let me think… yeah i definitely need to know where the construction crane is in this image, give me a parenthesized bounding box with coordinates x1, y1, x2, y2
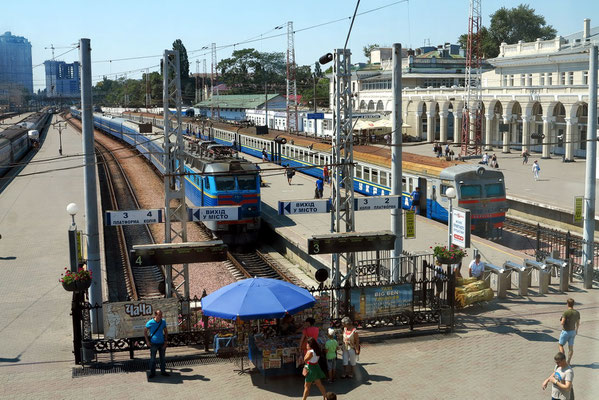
(44, 44, 71, 60)
(461, 0, 483, 156)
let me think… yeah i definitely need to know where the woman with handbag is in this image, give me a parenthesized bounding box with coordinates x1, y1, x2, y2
(301, 337, 327, 400)
(341, 316, 360, 379)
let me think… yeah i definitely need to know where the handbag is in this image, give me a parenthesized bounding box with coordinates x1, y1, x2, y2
(302, 366, 309, 377)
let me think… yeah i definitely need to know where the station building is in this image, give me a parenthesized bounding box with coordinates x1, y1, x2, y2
(195, 93, 286, 121)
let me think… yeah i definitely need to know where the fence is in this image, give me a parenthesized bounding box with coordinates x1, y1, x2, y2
(532, 224, 599, 276)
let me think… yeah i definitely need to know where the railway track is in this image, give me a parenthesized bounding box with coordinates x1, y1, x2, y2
(502, 217, 539, 238)
(94, 140, 164, 300)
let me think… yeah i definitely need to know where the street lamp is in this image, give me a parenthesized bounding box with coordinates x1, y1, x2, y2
(66, 202, 79, 272)
(445, 187, 456, 248)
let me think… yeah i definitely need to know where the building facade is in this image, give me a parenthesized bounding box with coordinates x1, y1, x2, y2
(0, 31, 33, 94)
(196, 94, 287, 121)
(402, 18, 598, 160)
(44, 60, 80, 97)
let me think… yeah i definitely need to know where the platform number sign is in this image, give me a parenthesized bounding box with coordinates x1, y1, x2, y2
(105, 209, 164, 226)
(405, 210, 416, 239)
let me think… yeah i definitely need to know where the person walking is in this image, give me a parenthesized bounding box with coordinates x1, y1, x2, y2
(445, 144, 450, 158)
(262, 147, 268, 162)
(468, 253, 484, 280)
(481, 153, 489, 165)
(323, 165, 329, 184)
(325, 328, 338, 383)
(532, 160, 541, 180)
(301, 337, 327, 400)
(542, 352, 573, 400)
(341, 316, 360, 379)
(285, 165, 295, 185)
(522, 149, 529, 164)
(315, 177, 324, 199)
(558, 298, 581, 365)
(410, 187, 421, 214)
(144, 309, 169, 378)
(491, 153, 498, 168)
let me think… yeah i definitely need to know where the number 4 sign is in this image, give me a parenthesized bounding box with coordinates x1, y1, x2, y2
(104, 209, 164, 226)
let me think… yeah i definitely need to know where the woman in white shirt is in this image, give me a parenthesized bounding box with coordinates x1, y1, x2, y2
(302, 337, 327, 400)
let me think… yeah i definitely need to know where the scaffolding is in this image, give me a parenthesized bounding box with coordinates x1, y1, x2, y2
(461, 0, 483, 156)
(162, 50, 189, 298)
(286, 21, 299, 133)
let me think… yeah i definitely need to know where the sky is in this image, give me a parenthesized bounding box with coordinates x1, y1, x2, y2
(2, 0, 598, 92)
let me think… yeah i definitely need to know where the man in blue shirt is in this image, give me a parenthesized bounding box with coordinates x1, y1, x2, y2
(316, 177, 324, 199)
(410, 187, 421, 214)
(144, 309, 169, 378)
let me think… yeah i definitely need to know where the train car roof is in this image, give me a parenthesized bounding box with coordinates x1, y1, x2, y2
(440, 165, 503, 181)
(0, 127, 26, 141)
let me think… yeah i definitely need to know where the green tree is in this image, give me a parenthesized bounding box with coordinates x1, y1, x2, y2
(363, 43, 379, 61)
(172, 39, 190, 79)
(458, 4, 556, 58)
(314, 62, 323, 78)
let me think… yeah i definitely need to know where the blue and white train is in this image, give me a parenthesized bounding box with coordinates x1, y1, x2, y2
(70, 109, 261, 245)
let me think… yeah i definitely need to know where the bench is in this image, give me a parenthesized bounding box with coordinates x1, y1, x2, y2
(482, 263, 510, 298)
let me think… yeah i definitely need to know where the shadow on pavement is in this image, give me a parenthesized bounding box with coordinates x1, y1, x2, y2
(571, 362, 599, 369)
(247, 363, 392, 397)
(146, 369, 210, 384)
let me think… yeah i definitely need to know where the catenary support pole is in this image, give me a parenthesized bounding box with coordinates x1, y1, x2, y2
(391, 43, 403, 282)
(583, 45, 597, 289)
(80, 38, 103, 333)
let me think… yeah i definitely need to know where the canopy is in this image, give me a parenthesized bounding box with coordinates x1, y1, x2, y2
(201, 277, 316, 321)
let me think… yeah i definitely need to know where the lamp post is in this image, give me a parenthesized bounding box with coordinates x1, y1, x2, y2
(56, 122, 65, 155)
(445, 188, 456, 248)
(66, 202, 79, 273)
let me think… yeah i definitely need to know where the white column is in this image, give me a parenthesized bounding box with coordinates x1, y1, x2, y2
(469, 111, 476, 142)
(454, 113, 462, 143)
(542, 116, 552, 159)
(564, 117, 577, 161)
(502, 116, 511, 153)
(426, 112, 434, 142)
(495, 114, 501, 145)
(484, 114, 493, 150)
(521, 115, 530, 153)
(415, 111, 422, 139)
(439, 111, 448, 143)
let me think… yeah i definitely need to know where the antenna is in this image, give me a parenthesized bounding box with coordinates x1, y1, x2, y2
(286, 21, 298, 133)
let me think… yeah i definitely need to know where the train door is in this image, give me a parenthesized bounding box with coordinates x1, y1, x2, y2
(417, 177, 427, 216)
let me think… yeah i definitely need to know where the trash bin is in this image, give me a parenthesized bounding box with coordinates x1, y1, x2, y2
(81, 340, 95, 364)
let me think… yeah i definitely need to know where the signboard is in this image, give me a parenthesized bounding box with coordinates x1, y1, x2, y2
(278, 199, 331, 215)
(405, 210, 415, 239)
(103, 298, 180, 339)
(350, 284, 413, 320)
(188, 206, 241, 222)
(451, 207, 471, 248)
(574, 196, 583, 223)
(130, 241, 228, 266)
(308, 230, 396, 255)
(105, 209, 163, 226)
(307, 112, 325, 119)
(354, 195, 401, 211)
(139, 123, 153, 133)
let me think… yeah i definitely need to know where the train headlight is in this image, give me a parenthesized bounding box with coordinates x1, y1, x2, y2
(476, 167, 485, 176)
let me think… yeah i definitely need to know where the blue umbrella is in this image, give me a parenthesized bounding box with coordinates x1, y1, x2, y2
(201, 278, 316, 320)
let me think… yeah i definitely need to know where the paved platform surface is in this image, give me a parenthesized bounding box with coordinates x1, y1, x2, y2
(0, 121, 597, 399)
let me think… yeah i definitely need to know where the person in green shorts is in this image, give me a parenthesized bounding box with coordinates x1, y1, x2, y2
(558, 298, 581, 365)
(325, 328, 339, 383)
(302, 337, 327, 400)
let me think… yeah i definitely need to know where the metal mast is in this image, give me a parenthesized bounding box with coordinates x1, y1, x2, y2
(195, 60, 200, 104)
(461, 0, 483, 156)
(331, 48, 356, 292)
(211, 43, 216, 119)
(286, 21, 298, 133)
(202, 59, 207, 101)
(145, 68, 151, 109)
(162, 50, 189, 298)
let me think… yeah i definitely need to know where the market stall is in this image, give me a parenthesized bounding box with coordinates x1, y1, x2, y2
(201, 278, 329, 376)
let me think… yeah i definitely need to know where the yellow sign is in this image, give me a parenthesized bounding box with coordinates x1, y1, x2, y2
(405, 210, 415, 239)
(76, 230, 84, 265)
(574, 196, 583, 223)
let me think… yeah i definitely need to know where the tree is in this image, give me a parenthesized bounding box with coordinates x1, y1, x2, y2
(363, 43, 379, 61)
(172, 39, 190, 79)
(314, 62, 323, 78)
(457, 4, 556, 58)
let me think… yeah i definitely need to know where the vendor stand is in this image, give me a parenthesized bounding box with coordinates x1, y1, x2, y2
(201, 278, 330, 377)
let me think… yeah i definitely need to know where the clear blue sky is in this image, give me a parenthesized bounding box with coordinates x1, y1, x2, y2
(2, 0, 598, 91)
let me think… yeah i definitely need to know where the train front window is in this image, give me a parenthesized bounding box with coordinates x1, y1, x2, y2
(214, 176, 236, 191)
(485, 183, 505, 197)
(237, 175, 256, 190)
(460, 184, 481, 199)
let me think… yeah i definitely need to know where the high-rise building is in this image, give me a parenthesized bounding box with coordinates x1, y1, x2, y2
(44, 60, 80, 97)
(0, 31, 33, 93)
